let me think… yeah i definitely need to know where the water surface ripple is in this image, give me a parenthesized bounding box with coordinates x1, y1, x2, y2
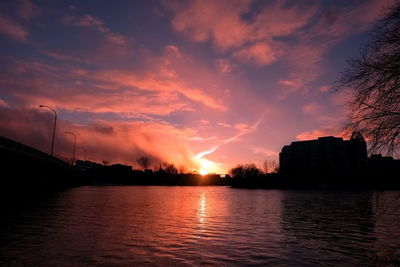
(1, 186, 399, 266)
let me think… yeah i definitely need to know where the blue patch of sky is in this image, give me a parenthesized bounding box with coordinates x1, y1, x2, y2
(326, 31, 371, 76)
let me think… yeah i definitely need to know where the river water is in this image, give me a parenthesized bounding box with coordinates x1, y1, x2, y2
(1, 186, 399, 266)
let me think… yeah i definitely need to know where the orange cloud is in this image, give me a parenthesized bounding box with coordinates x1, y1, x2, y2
(215, 58, 232, 74)
(0, 106, 201, 170)
(251, 147, 278, 157)
(302, 103, 323, 116)
(91, 70, 226, 111)
(296, 126, 345, 141)
(1, 52, 227, 115)
(165, 45, 182, 58)
(234, 42, 278, 66)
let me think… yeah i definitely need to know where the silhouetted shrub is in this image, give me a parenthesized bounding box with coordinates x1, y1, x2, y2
(229, 163, 262, 178)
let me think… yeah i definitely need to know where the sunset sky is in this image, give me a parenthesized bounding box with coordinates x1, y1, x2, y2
(0, 0, 395, 174)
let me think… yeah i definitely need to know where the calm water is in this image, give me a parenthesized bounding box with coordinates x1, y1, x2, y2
(1, 186, 400, 266)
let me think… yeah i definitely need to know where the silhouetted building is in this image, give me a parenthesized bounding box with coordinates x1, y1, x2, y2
(76, 160, 103, 171)
(110, 163, 132, 172)
(279, 132, 367, 184)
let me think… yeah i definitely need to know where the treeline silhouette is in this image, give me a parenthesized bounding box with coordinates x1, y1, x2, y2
(77, 160, 228, 186)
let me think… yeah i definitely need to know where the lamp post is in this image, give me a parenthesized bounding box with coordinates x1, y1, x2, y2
(64, 131, 76, 165)
(78, 146, 86, 161)
(39, 105, 57, 156)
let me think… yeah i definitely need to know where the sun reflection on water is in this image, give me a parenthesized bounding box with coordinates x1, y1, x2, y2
(199, 192, 206, 224)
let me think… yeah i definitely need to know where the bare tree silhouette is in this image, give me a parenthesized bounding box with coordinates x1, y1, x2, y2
(178, 165, 186, 174)
(162, 162, 178, 174)
(337, 2, 400, 156)
(136, 156, 151, 170)
(263, 159, 278, 174)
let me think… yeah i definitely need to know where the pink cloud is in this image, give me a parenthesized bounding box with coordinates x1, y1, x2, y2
(250, 1, 317, 39)
(215, 58, 232, 74)
(0, 15, 28, 41)
(63, 13, 129, 46)
(188, 136, 217, 142)
(302, 103, 323, 116)
(167, 0, 251, 49)
(165, 0, 316, 66)
(0, 65, 188, 116)
(276, 0, 396, 99)
(105, 33, 128, 45)
(0, 98, 8, 107)
(278, 80, 296, 87)
(319, 85, 330, 93)
(41, 50, 87, 63)
(1, 53, 228, 117)
(296, 126, 345, 141)
(72, 14, 103, 27)
(91, 70, 226, 111)
(251, 147, 278, 157)
(234, 42, 278, 66)
(165, 45, 182, 58)
(234, 123, 249, 131)
(217, 122, 232, 128)
(166, 0, 315, 49)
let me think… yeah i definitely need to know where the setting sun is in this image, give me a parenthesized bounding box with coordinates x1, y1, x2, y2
(196, 157, 215, 175)
(199, 169, 209, 175)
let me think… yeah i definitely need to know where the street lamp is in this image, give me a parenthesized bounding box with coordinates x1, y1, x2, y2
(39, 105, 57, 156)
(78, 146, 86, 161)
(64, 131, 76, 165)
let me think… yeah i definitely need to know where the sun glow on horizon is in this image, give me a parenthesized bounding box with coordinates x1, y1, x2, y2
(199, 169, 209, 175)
(196, 157, 216, 175)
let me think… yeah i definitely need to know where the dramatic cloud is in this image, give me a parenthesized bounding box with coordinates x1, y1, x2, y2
(0, 46, 226, 116)
(165, 0, 315, 66)
(91, 70, 226, 111)
(0, 106, 201, 170)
